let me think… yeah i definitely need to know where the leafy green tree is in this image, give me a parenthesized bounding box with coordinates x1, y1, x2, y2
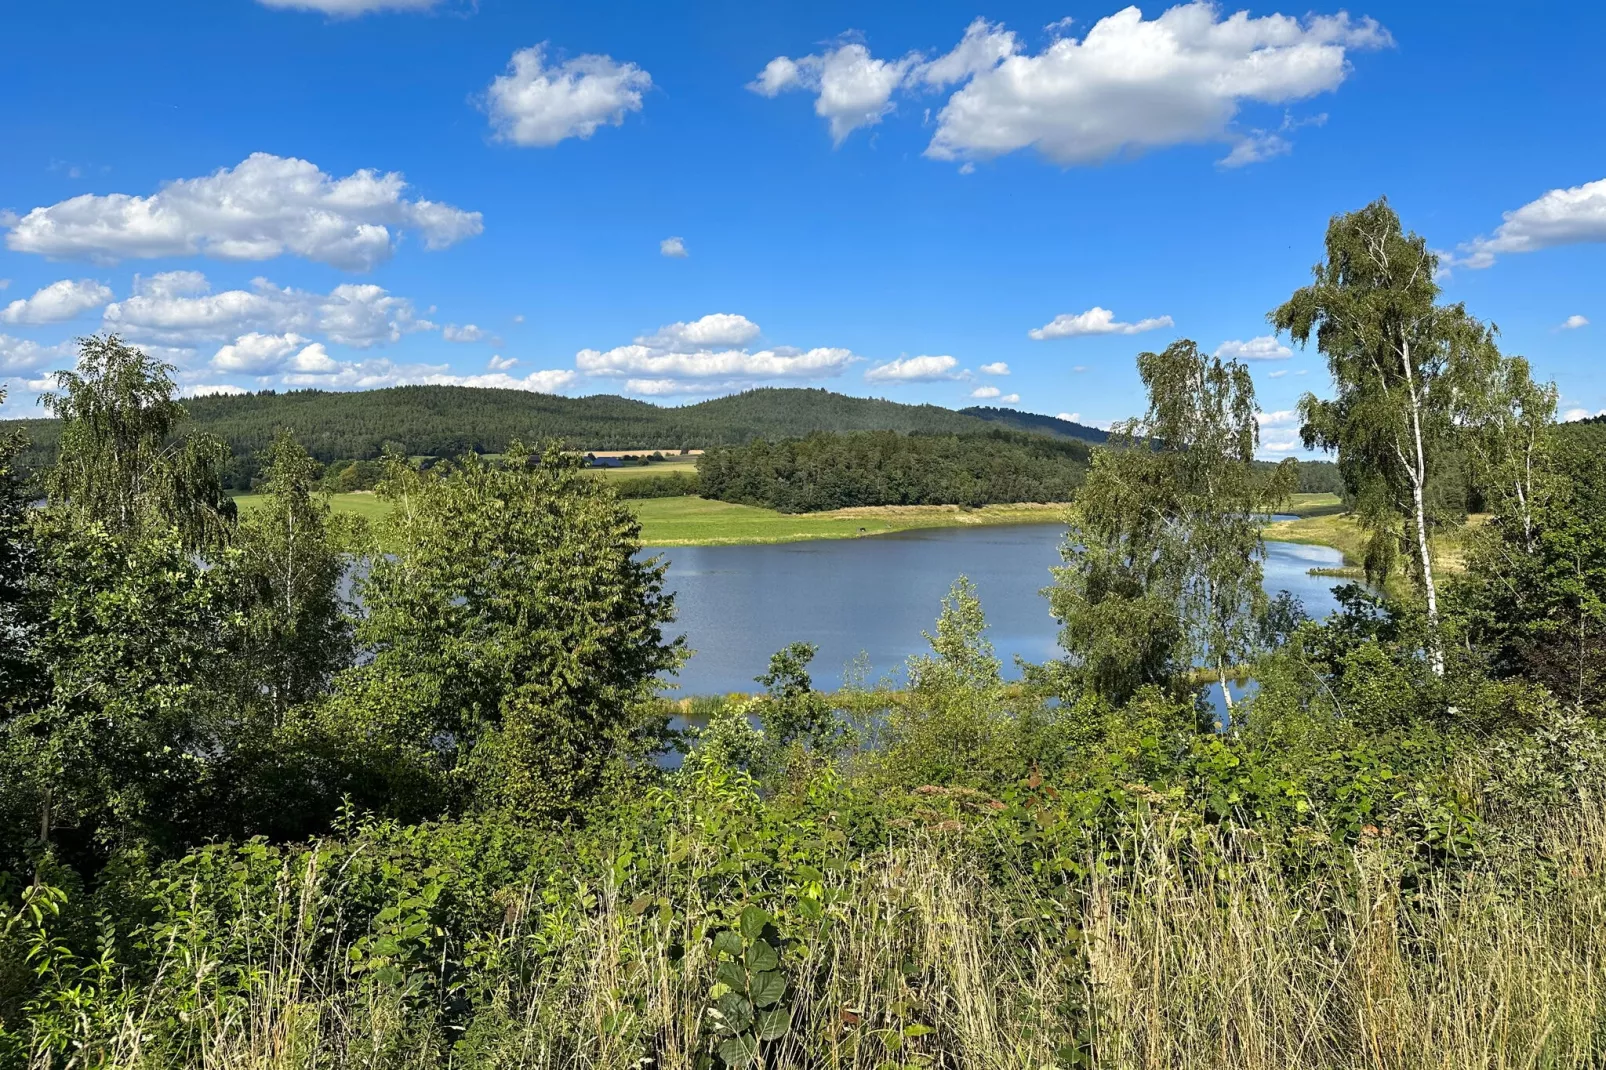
(880, 577, 1014, 785)
(1050, 341, 1292, 713)
(317, 444, 682, 819)
(231, 431, 352, 720)
(755, 643, 835, 750)
(0, 523, 237, 870)
(2, 354, 246, 872)
(0, 391, 40, 710)
(1452, 437, 1606, 709)
(1456, 353, 1557, 553)
(40, 335, 235, 548)
(1273, 199, 1491, 675)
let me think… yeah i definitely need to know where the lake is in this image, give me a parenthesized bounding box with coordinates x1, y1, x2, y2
(646, 522, 1347, 696)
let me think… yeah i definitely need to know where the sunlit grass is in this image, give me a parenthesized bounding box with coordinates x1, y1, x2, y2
(632, 497, 1067, 546)
(233, 492, 1068, 547)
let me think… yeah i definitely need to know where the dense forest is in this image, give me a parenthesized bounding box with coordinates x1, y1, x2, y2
(4, 201, 1606, 1068)
(1, 386, 1114, 488)
(696, 429, 1093, 511)
(959, 404, 1112, 442)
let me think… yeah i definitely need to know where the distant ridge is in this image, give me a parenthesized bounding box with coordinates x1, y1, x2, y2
(960, 406, 1111, 444)
(3, 385, 1107, 480)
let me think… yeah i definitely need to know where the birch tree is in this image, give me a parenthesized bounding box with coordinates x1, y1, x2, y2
(1050, 340, 1294, 715)
(1456, 352, 1557, 554)
(41, 335, 235, 549)
(1273, 199, 1481, 676)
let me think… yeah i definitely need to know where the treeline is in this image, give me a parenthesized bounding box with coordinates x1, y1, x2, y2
(696, 428, 1093, 511)
(4, 386, 1116, 489)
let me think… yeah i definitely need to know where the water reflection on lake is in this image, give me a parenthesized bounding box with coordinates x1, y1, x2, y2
(647, 523, 1347, 696)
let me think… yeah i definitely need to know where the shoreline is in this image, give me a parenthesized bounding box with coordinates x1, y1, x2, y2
(233, 490, 1362, 552)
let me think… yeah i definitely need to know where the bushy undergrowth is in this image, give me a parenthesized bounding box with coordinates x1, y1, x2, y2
(6, 640, 1606, 1069)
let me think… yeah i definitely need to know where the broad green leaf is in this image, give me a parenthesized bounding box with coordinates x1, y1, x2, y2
(749, 969, 786, 1008)
(738, 905, 771, 940)
(716, 991, 754, 1033)
(744, 938, 779, 973)
(717, 1034, 757, 1067)
(716, 960, 747, 992)
(756, 1008, 792, 1040)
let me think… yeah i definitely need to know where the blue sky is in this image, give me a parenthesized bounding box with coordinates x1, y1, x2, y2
(1, 0, 1602, 453)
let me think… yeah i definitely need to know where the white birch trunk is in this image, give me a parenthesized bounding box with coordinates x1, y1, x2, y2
(1401, 338, 1444, 676)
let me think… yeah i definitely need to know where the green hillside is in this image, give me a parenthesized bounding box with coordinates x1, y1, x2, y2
(2, 385, 1112, 486)
(961, 405, 1112, 443)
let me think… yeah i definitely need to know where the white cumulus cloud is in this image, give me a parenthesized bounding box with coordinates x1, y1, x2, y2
(1, 334, 76, 373)
(660, 236, 688, 258)
(581, 345, 855, 381)
(487, 354, 518, 371)
(1459, 177, 1606, 269)
(928, 5, 1387, 166)
(211, 332, 315, 374)
(104, 271, 431, 348)
(416, 368, 578, 393)
(639, 313, 763, 351)
(576, 313, 858, 395)
(486, 45, 651, 147)
(0, 278, 113, 324)
(1563, 407, 1606, 422)
(864, 354, 961, 383)
(185, 383, 250, 397)
(970, 385, 1002, 398)
(752, 6, 1385, 165)
(749, 42, 919, 143)
(1057, 412, 1080, 422)
(5, 153, 481, 271)
(978, 361, 1009, 375)
(1216, 335, 1292, 360)
(443, 323, 487, 343)
(1559, 314, 1590, 330)
(1030, 306, 1173, 340)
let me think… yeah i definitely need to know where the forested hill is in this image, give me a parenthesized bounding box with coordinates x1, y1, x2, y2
(3, 385, 1113, 474)
(960, 406, 1112, 444)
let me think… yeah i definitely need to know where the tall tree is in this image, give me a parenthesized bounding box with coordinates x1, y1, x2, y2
(1050, 341, 1292, 713)
(316, 444, 682, 819)
(1456, 352, 1557, 553)
(40, 335, 235, 548)
(1273, 198, 1485, 676)
(0, 390, 41, 714)
(231, 431, 352, 720)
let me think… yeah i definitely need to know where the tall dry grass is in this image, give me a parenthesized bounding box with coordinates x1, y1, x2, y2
(29, 797, 1606, 1069)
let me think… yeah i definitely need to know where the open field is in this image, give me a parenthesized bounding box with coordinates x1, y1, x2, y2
(232, 490, 393, 524)
(631, 497, 1067, 546)
(1280, 491, 1345, 517)
(590, 458, 699, 480)
(1264, 509, 1485, 575)
(234, 491, 1068, 546)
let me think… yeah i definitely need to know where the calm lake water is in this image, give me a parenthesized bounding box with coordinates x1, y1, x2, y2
(646, 522, 1347, 696)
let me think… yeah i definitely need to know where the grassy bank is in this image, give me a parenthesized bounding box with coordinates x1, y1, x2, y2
(592, 458, 699, 481)
(1279, 491, 1345, 517)
(631, 497, 1066, 546)
(233, 492, 1068, 547)
(1264, 509, 1483, 575)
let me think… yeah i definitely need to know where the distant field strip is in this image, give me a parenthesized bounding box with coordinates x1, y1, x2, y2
(233, 492, 1068, 546)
